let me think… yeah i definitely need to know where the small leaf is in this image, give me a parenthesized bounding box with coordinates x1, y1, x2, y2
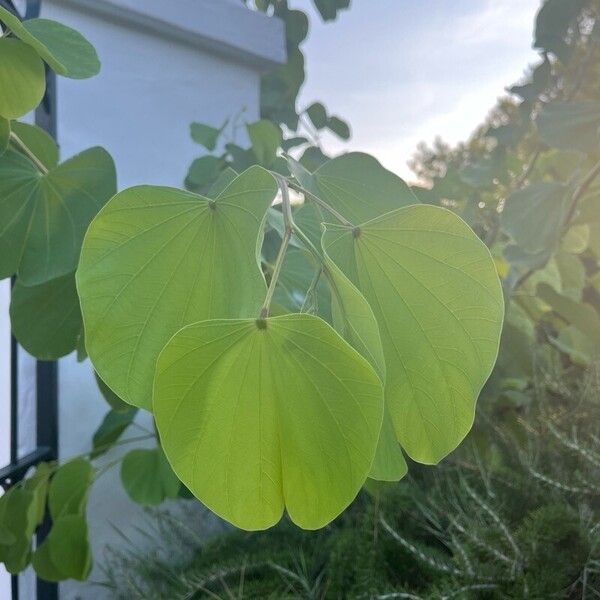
(78, 167, 277, 410)
(247, 119, 281, 167)
(0, 146, 116, 285)
(190, 121, 226, 151)
(0, 38, 45, 119)
(48, 458, 94, 520)
(91, 408, 137, 459)
(327, 115, 350, 140)
(10, 272, 82, 360)
(32, 515, 91, 581)
(323, 205, 504, 464)
(120, 447, 180, 506)
(306, 102, 328, 129)
(11, 121, 59, 169)
(154, 314, 384, 530)
(0, 7, 99, 79)
(185, 155, 222, 191)
(536, 102, 600, 154)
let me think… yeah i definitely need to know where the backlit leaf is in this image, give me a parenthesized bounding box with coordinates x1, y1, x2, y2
(323, 205, 504, 464)
(154, 314, 384, 530)
(78, 167, 277, 410)
(298, 152, 418, 224)
(247, 119, 281, 167)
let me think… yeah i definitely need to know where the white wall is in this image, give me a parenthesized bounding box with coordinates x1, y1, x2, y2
(27, 1, 283, 598)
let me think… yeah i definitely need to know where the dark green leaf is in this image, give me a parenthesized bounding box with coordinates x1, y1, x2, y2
(91, 408, 137, 459)
(120, 448, 180, 506)
(48, 458, 94, 520)
(306, 102, 328, 129)
(190, 121, 225, 151)
(10, 272, 82, 360)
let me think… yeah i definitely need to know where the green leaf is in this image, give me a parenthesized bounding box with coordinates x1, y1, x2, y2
(247, 119, 281, 167)
(190, 121, 226, 151)
(0, 7, 99, 79)
(32, 515, 91, 581)
(327, 116, 350, 140)
(0, 486, 37, 573)
(78, 167, 277, 410)
(313, 0, 350, 21)
(95, 372, 130, 413)
(536, 102, 600, 154)
(537, 283, 600, 345)
(10, 272, 82, 359)
(368, 408, 408, 482)
(322, 247, 406, 482)
(501, 182, 569, 255)
(551, 325, 596, 366)
(299, 146, 329, 171)
(284, 9, 308, 46)
(0, 117, 9, 156)
(91, 408, 137, 459)
(323, 205, 504, 464)
(48, 458, 94, 520)
(154, 314, 384, 530)
(11, 120, 59, 169)
(120, 447, 180, 506)
(185, 155, 222, 191)
(206, 166, 238, 199)
(298, 152, 419, 224)
(0, 38, 45, 119)
(23, 462, 52, 527)
(0, 146, 116, 285)
(306, 102, 328, 129)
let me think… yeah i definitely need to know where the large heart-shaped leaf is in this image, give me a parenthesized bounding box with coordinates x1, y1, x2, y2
(77, 166, 277, 410)
(10, 272, 82, 359)
(0, 38, 45, 119)
(0, 147, 116, 285)
(0, 6, 99, 79)
(153, 314, 383, 530)
(323, 205, 504, 464)
(290, 152, 418, 224)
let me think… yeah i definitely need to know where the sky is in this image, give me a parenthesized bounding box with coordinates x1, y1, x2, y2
(295, 0, 542, 181)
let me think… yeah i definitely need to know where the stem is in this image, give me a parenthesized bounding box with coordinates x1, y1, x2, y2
(259, 175, 293, 319)
(10, 131, 49, 175)
(287, 179, 354, 227)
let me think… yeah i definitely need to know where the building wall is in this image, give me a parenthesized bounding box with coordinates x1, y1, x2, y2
(0, 1, 283, 597)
